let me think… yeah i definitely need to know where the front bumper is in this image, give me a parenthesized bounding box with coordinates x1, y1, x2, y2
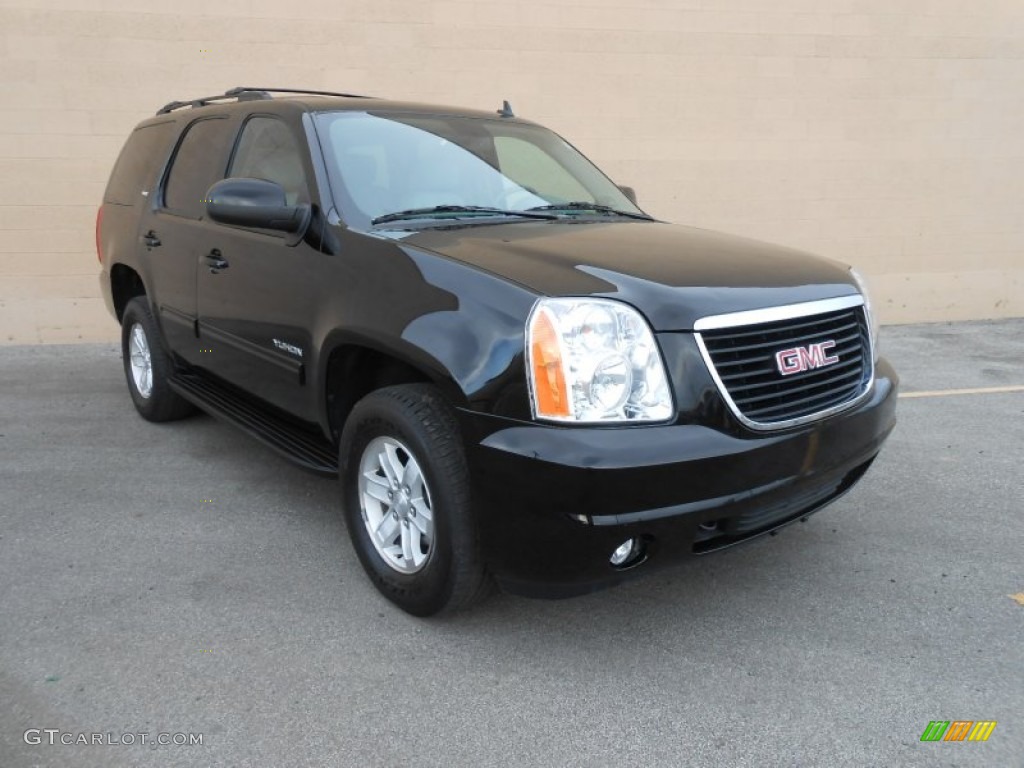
(459, 357, 898, 597)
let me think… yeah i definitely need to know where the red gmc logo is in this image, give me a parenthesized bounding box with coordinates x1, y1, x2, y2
(775, 341, 839, 376)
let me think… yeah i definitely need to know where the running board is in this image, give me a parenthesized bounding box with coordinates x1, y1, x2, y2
(169, 372, 338, 476)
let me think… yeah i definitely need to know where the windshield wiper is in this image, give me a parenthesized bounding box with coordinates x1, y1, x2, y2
(372, 205, 559, 225)
(526, 202, 653, 221)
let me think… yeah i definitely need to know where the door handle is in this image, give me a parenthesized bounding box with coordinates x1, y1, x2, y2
(143, 231, 161, 248)
(204, 249, 229, 273)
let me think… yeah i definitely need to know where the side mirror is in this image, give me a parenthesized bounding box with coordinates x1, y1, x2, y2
(205, 178, 309, 233)
(617, 185, 638, 206)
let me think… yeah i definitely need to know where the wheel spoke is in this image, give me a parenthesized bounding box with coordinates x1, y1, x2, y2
(410, 512, 431, 538)
(384, 443, 404, 484)
(374, 512, 398, 542)
(363, 471, 392, 503)
(400, 522, 415, 565)
(411, 529, 428, 567)
(403, 460, 421, 495)
(378, 448, 398, 487)
(409, 493, 432, 519)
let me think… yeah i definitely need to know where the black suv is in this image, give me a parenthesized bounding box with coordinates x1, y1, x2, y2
(98, 87, 897, 615)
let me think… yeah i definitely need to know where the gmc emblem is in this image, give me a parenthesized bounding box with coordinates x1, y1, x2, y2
(775, 341, 839, 376)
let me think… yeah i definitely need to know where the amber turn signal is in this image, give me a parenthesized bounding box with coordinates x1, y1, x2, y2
(529, 308, 570, 417)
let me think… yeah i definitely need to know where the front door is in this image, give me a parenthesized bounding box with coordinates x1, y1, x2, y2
(195, 115, 318, 421)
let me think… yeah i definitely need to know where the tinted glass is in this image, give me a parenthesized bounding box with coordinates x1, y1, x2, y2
(163, 117, 231, 218)
(229, 117, 308, 206)
(315, 112, 642, 228)
(494, 136, 592, 204)
(104, 121, 175, 205)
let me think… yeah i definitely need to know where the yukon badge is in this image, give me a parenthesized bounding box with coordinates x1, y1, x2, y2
(272, 339, 303, 358)
(775, 341, 839, 376)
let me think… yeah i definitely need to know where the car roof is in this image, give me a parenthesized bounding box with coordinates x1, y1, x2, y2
(136, 88, 533, 130)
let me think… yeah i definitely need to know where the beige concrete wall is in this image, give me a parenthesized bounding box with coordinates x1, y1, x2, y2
(2, 0, 1022, 343)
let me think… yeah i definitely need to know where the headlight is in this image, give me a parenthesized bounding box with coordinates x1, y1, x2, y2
(526, 298, 673, 423)
(849, 267, 880, 359)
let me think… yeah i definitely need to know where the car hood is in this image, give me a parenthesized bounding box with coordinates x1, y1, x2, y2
(395, 220, 859, 330)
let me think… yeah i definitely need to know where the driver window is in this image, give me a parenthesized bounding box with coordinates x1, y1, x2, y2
(229, 117, 309, 206)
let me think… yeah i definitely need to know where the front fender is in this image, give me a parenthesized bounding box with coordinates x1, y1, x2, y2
(311, 236, 539, 437)
(400, 247, 538, 415)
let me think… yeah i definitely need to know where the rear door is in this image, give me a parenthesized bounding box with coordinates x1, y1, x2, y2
(194, 114, 319, 420)
(140, 115, 235, 360)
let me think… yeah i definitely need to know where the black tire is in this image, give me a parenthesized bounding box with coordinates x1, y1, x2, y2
(120, 296, 195, 422)
(339, 384, 490, 616)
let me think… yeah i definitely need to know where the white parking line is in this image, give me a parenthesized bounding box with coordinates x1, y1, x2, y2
(899, 385, 1024, 399)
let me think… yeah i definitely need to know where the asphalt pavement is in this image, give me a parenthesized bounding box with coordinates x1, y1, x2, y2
(1, 320, 1022, 768)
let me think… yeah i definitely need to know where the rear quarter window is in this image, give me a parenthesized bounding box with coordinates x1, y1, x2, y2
(104, 121, 176, 206)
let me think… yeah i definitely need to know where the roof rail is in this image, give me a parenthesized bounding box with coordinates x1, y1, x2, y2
(225, 86, 374, 100)
(156, 87, 372, 115)
(156, 89, 270, 115)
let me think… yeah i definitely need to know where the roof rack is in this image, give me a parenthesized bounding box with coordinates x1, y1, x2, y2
(156, 87, 373, 115)
(226, 87, 373, 100)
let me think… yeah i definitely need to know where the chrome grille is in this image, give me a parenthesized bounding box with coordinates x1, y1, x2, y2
(695, 296, 873, 430)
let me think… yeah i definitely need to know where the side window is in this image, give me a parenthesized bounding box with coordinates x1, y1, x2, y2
(104, 121, 175, 205)
(494, 136, 593, 204)
(163, 118, 232, 218)
(229, 117, 309, 206)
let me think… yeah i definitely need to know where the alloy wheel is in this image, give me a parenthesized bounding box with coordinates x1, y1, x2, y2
(128, 323, 153, 398)
(357, 436, 434, 574)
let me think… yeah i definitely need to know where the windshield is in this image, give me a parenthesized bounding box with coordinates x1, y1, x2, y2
(314, 111, 646, 228)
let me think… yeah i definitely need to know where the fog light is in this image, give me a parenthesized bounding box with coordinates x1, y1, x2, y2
(610, 538, 641, 567)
